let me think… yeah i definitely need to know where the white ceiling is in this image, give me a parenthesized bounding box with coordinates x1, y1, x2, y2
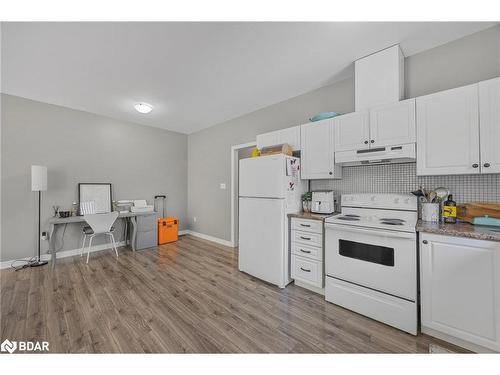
(1, 22, 496, 134)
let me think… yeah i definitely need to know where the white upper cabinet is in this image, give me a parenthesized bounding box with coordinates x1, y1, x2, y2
(479, 77, 500, 174)
(420, 233, 500, 352)
(334, 111, 370, 152)
(334, 100, 416, 153)
(355, 45, 404, 111)
(369, 98, 416, 148)
(416, 84, 480, 176)
(256, 126, 301, 150)
(300, 119, 342, 180)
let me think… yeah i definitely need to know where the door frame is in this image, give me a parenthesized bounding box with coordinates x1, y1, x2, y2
(230, 141, 257, 248)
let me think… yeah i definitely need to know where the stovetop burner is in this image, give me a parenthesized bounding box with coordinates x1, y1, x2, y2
(325, 194, 417, 232)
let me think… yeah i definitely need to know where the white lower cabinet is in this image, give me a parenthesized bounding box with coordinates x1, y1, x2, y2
(420, 233, 500, 352)
(290, 218, 324, 292)
(291, 256, 322, 287)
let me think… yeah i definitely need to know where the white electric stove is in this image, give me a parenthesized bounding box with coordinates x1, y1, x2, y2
(324, 193, 418, 335)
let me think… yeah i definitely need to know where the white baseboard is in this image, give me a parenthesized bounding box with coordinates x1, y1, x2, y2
(0, 241, 126, 270)
(421, 326, 497, 353)
(1, 230, 230, 270)
(182, 230, 235, 248)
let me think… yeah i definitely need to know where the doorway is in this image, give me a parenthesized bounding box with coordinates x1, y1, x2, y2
(230, 141, 256, 248)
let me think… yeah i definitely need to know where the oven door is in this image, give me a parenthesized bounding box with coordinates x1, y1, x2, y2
(325, 223, 416, 301)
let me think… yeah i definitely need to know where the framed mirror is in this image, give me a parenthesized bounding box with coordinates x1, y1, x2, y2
(78, 183, 112, 214)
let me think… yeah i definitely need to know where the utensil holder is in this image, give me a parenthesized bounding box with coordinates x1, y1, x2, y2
(421, 203, 440, 223)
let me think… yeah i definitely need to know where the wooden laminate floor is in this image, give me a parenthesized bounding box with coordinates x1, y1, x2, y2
(0, 235, 468, 353)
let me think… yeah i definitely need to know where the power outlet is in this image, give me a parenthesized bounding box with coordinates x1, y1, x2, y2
(193, 217, 197, 223)
(220, 183, 226, 190)
(41, 231, 49, 241)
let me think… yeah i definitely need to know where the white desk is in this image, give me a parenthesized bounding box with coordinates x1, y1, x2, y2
(48, 211, 157, 267)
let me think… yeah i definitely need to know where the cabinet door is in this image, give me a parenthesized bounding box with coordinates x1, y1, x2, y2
(479, 77, 500, 174)
(416, 84, 480, 176)
(369, 98, 416, 148)
(277, 126, 301, 150)
(256, 126, 301, 150)
(420, 234, 500, 352)
(334, 111, 370, 152)
(256, 131, 279, 150)
(300, 119, 341, 179)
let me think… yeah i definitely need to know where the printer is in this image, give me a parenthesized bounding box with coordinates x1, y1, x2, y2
(311, 191, 338, 214)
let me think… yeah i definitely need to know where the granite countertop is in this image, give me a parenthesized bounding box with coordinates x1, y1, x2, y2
(416, 220, 500, 242)
(288, 211, 338, 222)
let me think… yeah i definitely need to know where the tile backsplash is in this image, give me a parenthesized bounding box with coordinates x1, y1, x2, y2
(310, 163, 500, 204)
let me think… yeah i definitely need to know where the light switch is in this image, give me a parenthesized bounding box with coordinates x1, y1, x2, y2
(220, 183, 226, 190)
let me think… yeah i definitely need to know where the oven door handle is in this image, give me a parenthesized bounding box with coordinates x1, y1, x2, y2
(325, 223, 416, 240)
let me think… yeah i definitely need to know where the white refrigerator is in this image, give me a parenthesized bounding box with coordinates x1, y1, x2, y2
(238, 154, 306, 288)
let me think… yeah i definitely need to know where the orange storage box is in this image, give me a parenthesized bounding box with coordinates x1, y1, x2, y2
(158, 217, 179, 244)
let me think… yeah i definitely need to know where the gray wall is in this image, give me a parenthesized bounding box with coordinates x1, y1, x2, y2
(188, 78, 354, 240)
(188, 25, 500, 243)
(405, 24, 500, 98)
(1, 94, 188, 262)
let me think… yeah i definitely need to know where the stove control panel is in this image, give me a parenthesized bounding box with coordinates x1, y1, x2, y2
(341, 194, 417, 211)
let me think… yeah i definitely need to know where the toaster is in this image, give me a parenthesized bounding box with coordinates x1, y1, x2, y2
(311, 191, 337, 214)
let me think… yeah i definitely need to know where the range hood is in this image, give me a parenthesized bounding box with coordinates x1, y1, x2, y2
(335, 143, 415, 166)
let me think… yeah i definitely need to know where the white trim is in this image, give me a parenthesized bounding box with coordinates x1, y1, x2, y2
(183, 230, 234, 248)
(230, 141, 257, 248)
(0, 241, 126, 270)
(422, 326, 495, 353)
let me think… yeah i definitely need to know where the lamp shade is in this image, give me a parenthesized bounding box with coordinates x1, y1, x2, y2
(31, 165, 47, 191)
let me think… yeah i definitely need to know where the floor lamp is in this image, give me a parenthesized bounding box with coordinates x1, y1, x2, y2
(31, 165, 48, 267)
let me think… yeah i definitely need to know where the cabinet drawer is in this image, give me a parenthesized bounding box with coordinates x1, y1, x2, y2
(291, 242, 322, 261)
(291, 230, 322, 247)
(291, 218, 323, 234)
(291, 255, 323, 288)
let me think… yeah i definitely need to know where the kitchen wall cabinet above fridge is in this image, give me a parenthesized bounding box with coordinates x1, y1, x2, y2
(256, 126, 301, 151)
(416, 77, 500, 176)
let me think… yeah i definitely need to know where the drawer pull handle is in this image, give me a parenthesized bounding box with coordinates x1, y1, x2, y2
(300, 249, 311, 254)
(300, 267, 311, 272)
(300, 236, 311, 240)
(300, 224, 311, 227)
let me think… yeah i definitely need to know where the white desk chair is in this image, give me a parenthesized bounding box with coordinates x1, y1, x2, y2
(80, 201, 96, 257)
(79, 202, 117, 259)
(83, 211, 119, 264)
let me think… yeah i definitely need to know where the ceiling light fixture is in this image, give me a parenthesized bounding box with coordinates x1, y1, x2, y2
(134, 102, 153, 114)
